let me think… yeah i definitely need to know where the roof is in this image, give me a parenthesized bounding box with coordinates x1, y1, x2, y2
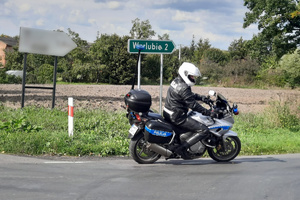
(0, 37, 18, 47)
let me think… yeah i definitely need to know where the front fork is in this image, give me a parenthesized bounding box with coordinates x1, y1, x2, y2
(220, 130, 238, 151)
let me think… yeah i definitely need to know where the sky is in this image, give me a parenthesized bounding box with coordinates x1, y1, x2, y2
(0, 0, 259, 50)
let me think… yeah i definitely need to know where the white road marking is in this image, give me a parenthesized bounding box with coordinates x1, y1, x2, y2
(44, 161, 90, 164)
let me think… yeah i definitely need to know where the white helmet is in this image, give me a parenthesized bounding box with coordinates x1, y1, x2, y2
(178, 62, 201, 86)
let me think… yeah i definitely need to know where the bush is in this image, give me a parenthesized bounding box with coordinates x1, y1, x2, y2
(0, 69, 22, 84)
(35, 64, 54, 84)
(279, 49, 300, 88)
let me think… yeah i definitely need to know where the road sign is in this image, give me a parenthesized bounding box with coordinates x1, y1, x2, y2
(128, 39, 176, 54)
(19, 27, 77, 57)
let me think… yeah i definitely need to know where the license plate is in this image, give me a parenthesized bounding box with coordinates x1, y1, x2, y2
(128, 124, 139, 138)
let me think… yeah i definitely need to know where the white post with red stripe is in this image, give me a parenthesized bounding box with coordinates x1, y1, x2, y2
(68, 97, 74, 137)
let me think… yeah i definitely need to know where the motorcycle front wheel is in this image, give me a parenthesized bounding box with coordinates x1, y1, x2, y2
(129, 133, 161, 164)
(207, 136, 241, 162)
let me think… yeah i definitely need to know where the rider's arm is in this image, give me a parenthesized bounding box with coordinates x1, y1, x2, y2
(194, 93, 207, 102)
(181, 88, 212, 116)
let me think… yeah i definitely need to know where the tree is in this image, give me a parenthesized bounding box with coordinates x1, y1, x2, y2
(59, 29, 91, 82)
(163, 54, 180, 82)
(130, 18, 156, 39)
(158, 33, 170, 40)
(279, 49, 300, 87)
(35, 64, 53, 84)
(193, 38, 211, 64)
(67, 28, 90, 65)
(143, 54, 160, 82)
(190, 35, 196, 56)
(90, 34, 136, 84)
(244, 34, 271, 64)
(202, 48, 229, 66)
(243, 0, 300, 59)
(4, 46, 23, 70)
(228, 37, 248, 60)
(179, 45, 193, 62)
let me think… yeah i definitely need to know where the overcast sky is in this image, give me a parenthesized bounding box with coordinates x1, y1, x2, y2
(0, 0, 259, 50)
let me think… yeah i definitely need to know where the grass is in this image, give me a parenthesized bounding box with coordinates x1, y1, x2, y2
(0, 105, 130, 156)
(0, 101, 299, 157)
(233, 101, 300, 155)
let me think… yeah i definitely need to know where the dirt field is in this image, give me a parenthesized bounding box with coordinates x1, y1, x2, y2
(1, 84, 300, 114)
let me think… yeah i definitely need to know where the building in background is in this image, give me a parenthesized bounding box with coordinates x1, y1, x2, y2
(0, 36, 18, 67)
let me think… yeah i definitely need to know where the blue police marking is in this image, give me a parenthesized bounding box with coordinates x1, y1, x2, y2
(145, 126, 172, 137)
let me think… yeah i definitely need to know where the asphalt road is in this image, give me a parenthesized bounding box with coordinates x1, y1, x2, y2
(0, 154, 299, 200)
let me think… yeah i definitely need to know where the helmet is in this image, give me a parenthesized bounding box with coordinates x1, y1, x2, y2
(178, 62, 201, 86)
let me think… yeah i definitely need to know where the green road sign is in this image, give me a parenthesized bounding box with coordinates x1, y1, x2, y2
(128, 39, 176, 54)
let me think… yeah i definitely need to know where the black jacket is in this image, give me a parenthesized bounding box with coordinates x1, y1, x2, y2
(164, 76, 211, 125)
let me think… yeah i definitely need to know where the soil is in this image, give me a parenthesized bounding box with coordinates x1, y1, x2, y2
(1, 84, 300, 114)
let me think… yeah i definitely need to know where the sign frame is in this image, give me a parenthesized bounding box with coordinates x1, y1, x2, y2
(19, 27, 77, 57)
(19, 27, 77, 109)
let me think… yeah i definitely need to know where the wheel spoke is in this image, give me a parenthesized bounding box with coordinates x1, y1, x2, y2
(137, 139, 155, 159)
(208, 136, 241, 162)
(137, 148, 144, 157)
(130, 134, 161, 164)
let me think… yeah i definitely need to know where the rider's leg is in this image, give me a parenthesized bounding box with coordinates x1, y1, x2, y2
(174, 117, 210, 154)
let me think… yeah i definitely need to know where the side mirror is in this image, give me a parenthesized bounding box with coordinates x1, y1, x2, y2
(232, 103, 239, 115)
(208, 90, 216, 96)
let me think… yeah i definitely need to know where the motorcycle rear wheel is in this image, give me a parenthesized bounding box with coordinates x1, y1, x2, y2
(207, 136, 241, 162)
(129, 133, 161, 164)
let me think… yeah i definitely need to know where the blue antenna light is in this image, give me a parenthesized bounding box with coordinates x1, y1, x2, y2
(135, 44, 145, 50)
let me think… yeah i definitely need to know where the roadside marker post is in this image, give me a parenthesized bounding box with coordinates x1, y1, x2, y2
(68, 97, 74, 137)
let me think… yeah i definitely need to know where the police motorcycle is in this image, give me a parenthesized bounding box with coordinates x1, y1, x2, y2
(125, 89, 240, 164)
(124, 45, 240, 164)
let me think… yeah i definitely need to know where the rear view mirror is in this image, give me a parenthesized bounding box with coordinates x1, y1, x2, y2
(208, 90, 216, 96)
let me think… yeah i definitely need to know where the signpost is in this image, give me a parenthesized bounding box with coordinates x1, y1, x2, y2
(19, 27, 77, 56)
(19, 27, 77, 108)
(128, 39, 176, 114)
(128, 39, 175, 54)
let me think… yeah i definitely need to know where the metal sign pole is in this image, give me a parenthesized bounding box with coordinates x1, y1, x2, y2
(138, 55, 141, 90)
(159, 54, 163, 114)
(21, 53, 27, 108)
(128, 40, 175, 112)
(52, 56, 58, 109)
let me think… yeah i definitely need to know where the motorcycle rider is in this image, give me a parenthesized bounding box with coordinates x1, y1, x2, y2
(163, 62, 216, 157)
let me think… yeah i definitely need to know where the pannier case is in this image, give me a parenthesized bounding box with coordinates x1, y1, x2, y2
(124, 89, 152, 112)
(144, 120, 174, 144)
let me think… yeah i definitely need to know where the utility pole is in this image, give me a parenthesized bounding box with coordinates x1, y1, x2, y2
(178, 44, 181, 60)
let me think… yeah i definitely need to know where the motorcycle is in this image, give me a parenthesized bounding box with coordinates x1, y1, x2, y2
(124, 89, 241, 164)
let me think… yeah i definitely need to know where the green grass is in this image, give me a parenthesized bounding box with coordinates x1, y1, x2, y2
(0, 101, 299, 157)
(233, 101, 300, 155)
(0, 105, 130, 156)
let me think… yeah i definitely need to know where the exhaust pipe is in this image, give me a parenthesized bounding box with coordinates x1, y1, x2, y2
(147, 143, 173, 157)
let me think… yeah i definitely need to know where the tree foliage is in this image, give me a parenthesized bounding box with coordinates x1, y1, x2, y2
(243, 0, 300, 59)
(1, 16, 299, 88)
(193, 38, 211, 64)
(279, 49, 300, 87)
(228, 37, 248, 60)
(130, 18, 156, 39)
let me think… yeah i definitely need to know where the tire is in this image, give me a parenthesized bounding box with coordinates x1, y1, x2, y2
(129, 133, 161, 164)
(208, 136, 241, 162)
